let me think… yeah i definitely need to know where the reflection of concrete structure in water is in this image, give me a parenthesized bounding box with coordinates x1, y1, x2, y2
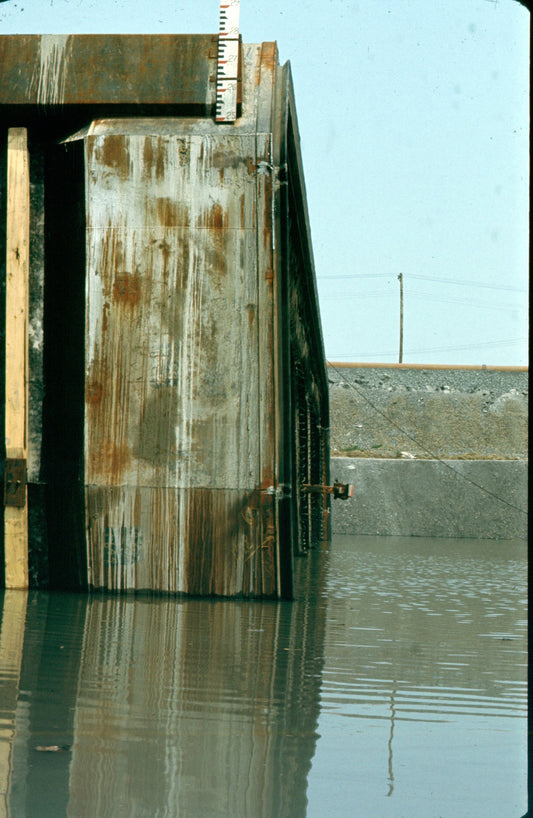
(0, 553, 327, 817)
(0, 591, 27, 817)
(0, 591, 88, 817)
(0, 35, 329, 597)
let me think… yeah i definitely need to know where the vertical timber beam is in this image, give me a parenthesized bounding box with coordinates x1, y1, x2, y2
(4, 128, 30, 589)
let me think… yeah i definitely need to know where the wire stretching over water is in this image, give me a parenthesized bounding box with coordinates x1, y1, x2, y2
(327, 361, 528, 516)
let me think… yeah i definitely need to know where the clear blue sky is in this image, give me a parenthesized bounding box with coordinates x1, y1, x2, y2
(1, 0, 529, 365)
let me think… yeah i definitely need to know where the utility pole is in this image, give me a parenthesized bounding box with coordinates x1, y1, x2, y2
(397, 273, 404, 364)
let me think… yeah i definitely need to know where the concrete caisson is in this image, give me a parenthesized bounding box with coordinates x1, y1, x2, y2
(0, 36, 329, 596)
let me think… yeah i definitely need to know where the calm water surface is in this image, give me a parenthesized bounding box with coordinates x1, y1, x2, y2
(0, 535, 527, 817)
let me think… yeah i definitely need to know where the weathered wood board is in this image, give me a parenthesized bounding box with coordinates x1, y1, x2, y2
(4, 128, 30, 589)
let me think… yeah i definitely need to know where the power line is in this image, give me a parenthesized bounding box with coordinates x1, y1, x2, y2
(406, 291, 526, 311)
(327, 361, 528, 516)
(319, 290, 397, 300)
(318, 272, 526, 292)
(319, 289, 525, 312)
(408, 273, 526, 292)
(319, 273, 391, 280)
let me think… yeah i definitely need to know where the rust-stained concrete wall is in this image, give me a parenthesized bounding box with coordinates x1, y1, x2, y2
(80, 121, 276, 596)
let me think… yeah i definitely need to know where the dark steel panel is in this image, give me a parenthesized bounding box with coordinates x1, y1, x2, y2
(0, 34, 216, 106)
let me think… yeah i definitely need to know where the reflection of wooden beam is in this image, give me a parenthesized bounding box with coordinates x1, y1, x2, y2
(4, 128, 30, 589)
(0, 591, 28, 816)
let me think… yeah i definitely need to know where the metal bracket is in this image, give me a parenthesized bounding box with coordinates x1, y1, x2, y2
(262, 484, 292, 499)
(302, 481, 354, 501)
(3, 458, 27, 508)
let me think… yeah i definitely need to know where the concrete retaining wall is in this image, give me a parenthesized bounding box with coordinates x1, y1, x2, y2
(327, 365, 528, 540)
(330, 457, 527, 540)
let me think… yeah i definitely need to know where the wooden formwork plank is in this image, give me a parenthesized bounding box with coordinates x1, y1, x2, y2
(4, 128, 30, 589)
